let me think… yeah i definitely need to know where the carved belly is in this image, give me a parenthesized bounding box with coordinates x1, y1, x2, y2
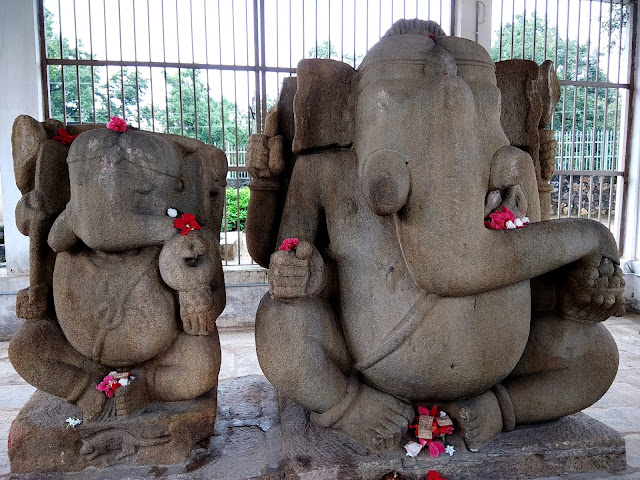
(54, 247, 178, 366)
(357, 281, 532, 400)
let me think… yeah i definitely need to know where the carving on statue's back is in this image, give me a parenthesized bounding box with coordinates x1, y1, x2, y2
(9, 118, 228, 470)
(245, 18, 624, 452)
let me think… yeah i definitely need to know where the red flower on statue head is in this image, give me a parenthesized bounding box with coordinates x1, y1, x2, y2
(52, 128, 78, 145)
(174, 213, 201, 235)
(106, 115, 129, 132)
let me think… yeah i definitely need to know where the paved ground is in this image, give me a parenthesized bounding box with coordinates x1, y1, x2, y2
(0, 314, 638, 479)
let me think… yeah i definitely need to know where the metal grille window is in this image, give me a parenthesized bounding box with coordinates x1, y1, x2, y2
(491, 0, 634, 242)
(39, 0, 453, 265)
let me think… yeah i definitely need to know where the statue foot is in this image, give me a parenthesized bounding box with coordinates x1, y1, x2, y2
(75, 382, 107, 422)
(311, 376, 414, 451)
(115, 369, 151, 417)
(441, 389, 504, 452)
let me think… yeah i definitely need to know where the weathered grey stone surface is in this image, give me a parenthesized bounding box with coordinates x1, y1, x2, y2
(5, 376, 628, 480)
(279, 400, 625, 480)
(8, 389, 217, 473)
(495, 59, 560, 220)
(8, 119, 229, 472)
(245, 18, 626, 454)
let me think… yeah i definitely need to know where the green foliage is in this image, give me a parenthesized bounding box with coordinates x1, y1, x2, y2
(490, 12, 626, 133)
(223, 187, 250, 232)
(45, 9, 149, 126)
(308, 40, 364, 68)
(153, 70, 251, 147)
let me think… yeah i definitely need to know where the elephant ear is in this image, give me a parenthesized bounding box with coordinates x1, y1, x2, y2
(292, 59, 357, 153)
(181, 145, 228, 233)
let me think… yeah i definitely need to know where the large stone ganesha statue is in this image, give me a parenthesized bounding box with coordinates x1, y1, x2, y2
(246, 19, 625, 452)
(9, 116, 227, 468)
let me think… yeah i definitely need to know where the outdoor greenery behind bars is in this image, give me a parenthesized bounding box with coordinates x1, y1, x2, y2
(42, 0, 632, 253)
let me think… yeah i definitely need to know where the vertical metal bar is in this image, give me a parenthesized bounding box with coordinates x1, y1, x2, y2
(574, 0, 581, 82)
(617, 1, 636, 246)
(118, 0, 125, 119)
(567, 174, 574, 218)
(73, 0, 82, 123)
(218, 0, 226, 146)
(499, 0, 503, 60)
(88, 0, 96, 123)
(104, 0, 111, 119)
(557, 174, 563, 218)
(147, 0, 155, 131)
(133, 0, 141, 128)
(366, 0, 369, 51)
(176, 0, 184, 134)
(522, 0, 526, 59)
(564, 0, 570, 81)
(543, 0, 547, 61)
(510, 0, 515, 59)
(532, 0, 537, 61)
(260, 0, 267, 124)
(58, 0, 67, 123)
(597, 174, 604, 223)
(37, 0, 51, 119)
(205, 0, 212, 142)
(353, 0, 356, 67)
(162, 0, 170, 132)
(253, 0, 262, 131)
(190, 0, 197, 140)
(328, 0, 331, 58)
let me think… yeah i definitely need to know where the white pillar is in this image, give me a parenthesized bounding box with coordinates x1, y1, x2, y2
(621, 6, 640, 308)
(454, 0, 493, 53)
(0, 0, 40, 274)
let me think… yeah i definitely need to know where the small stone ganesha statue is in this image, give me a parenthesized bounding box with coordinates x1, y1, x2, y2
(8, 115, 227, 471)
(245, 19, 625, 453)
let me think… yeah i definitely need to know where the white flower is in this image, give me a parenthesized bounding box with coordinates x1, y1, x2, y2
(521, 216, 530, 224)
(118, 378, 130, 387)
(167, 208, 178, 218)
(66, 417, 82, 428)
(506, 220, 516, 229)
(440, 411, 447, 418)
(445, 445, 456, 456)
(515, 218, 524, 227)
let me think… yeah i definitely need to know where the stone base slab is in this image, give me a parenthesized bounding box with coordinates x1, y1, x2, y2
(7, 376, 627, 479)
(8, 388, 217, 473)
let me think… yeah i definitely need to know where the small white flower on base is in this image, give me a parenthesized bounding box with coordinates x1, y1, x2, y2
(445, 445, 456, 456)
(118, 377, 130, 387)
(506, 220, 516, 229)
(167, 208, 178, 218)
(440, 411, 447, 418)
(404, 441, 424, 457)
(65, 417, 82, 428)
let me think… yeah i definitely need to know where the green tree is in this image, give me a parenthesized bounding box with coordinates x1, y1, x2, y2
(153, 69, 251, 148)
(308, 40, 364, 68)
(491, 12, 622, 134)
(44, 8, 149, 126)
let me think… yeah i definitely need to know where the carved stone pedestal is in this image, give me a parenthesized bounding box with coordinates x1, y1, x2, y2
(6, 377, 628, 479)
(8, 389, 217, 473)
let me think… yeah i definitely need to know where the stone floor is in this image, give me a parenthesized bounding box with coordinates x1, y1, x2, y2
(0, 314, 638, 479)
